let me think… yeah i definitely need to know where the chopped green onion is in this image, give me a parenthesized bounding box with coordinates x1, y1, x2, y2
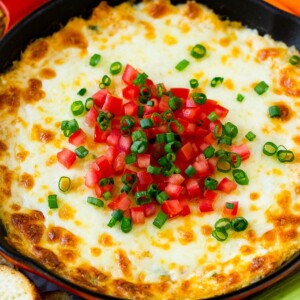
(236, 93, 245, 102)
(147, 165, 162, 175)
(230, 152, 242, 168)
(122, 173, 137, 186)
(131, 141, 147, 154)
(132, 130, 147, 142)
(89, 54, 101, 67)
(208, 112, 218, 122)
(99, 75, 111, 89)
(210, 77, 224, 87)
(125, 153, 137, 164)
(268, 105, 281, 118)
(133, 72, 148, 86)
(151, 112, 163, 126)
(58, 176, 71, 193)
(254, 81, 269, 95)
(162, 164, 176, 177)
(190, 44, 206, 59)
(139, 86, 151, 103)
(99, 177, 114, 186)
(88, 25, 98, 31)
(121, 217, 132, 233)
(218, 136, 232, 146)
(212, 228, 228, 241)
(156, 83, 164, 98)
(110, 61, 122, 75)
(48, 194, 58, 209)
(120, 115, 136, 130)
(103, 191, 111, 201)
(166, 153, 176, 162)
(147, 100, 154, 107)
(140, 118, 153, 129)
(164, 141, 181, 153)
(204, 177, 218, 190)
(215, 218, 231, 231)
(167, 120, 183, 134)
(135, 191, 152, 205)
(87, 196, 104, 208)
(156, 191, 169, 204)
(245, 131, 256, 141)
(277, 149, 294, 163)
(61, 119, 79, 137)
(168, 96, 182, 111)
(75, 146, 89, 158)
(147, 184, 160, 197)
(226, 202, 234, 209)
(138, 106, 144, 118)
(190, 79, 199, 88)
(175, 59, 190, 71)
(213, 124, 224, 139)
(203, 146, 215, 158)
(153, 211, 168, 229)
(216, 157, 232, 173)
(262, 141, 278, 156)
(192, 92, 207, 104)
(85, 97, 94, 111)
(162, 110, 174, 122)
(232, 169, 249, 185)
(185, 165, 196, 178)
(107, 210, 123, 227)
(289, 55, 300, 66)
(231, 217, 248, 232)
(121, 184, 132, 194)
(224, 122, 238, 138)
(71, 101, 84, 116)
(77, 88, 87, 96)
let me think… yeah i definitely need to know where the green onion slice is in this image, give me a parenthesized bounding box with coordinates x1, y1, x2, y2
(190, 79, 199, 88)
(190, 44, 206, 59)
(156, 191, 169, 204)
(232, 169, 249, 185)
(110, 61, 122, 75)
(103, 191, 111, 201)
(212, 228, 228, 241)
(192, 92, 207, 104)
(236, 93, 245, 102)
(216, 157, 232, 173)
(58, 176, 71, 192)
(99, 75, 111, 89)
(245, 131, 256, 141)
(215, 218, 231, 231)
(224, 122, 238, 138)
(167, 120, 183, 134)
(175, 59, 190, 71)
(168, 96, 182, 111)
(75, 146, 89, 158)
(289, 55, 300, 66)
(185, 165, 196, 178)
(204, 177, 218, 190)
(262, 141, 278, 156)
(89, 54, 101, 67)
(153, 211, 168, 229)
(147, 165, 162, 175)
(61, 119, 79, 137)
(208, 112, 218, 122)
(254, 81, 269, 95)
(203, 146, 215, 158)
(210, 77, 224, 87)
(77, 88, 87, 96)
(85, 97, 94, 111)
(121, 217, 132, 233)
(71, 101, 84, 116)
(87, 196, 104, 208)
(135, 191, 152, 205)
(131, 140, 147, 154)
(277, 148, 294, 163)
(231, 217, 248, 232)
(125, 153, 137, 164)
(268, 105, 281, 118)
(48, 194, 58, 209)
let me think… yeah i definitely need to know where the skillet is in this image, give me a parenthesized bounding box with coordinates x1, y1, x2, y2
(0, 0, 299, 299)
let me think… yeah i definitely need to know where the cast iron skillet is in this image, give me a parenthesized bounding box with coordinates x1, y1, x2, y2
(0, 0, 300, 299)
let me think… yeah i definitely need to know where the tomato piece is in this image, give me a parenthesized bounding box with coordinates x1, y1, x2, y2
(167, 174, 185, 185)
(95, 156, 114, 177)
(177, 142, 196, 161)
(94, 125, 110, 143)
(122, 84, 140, 101)
(57, 148, 76, 169)
(214, 104, 229, 118)
(202, 190, 218, 201)
(68, 128, 87, 146)
(200, 99, 218, 115)
(113, 152, 126, 174)
(203, 132, 216, 145)
(118, 135, 132, 153)
(192, 159, 211, 177)
(185, 179, 202, 198)
(170, 88, 190, 100)
(199, 200, 214, 212)
(142, 202, 156, 217)
(165, 184, 184, 198)
(181, 107, 202, 122)
(158, 95, 170, 112)
(122, 64, 139, 84)
(130, 207, 145, 224)
(106, 129, 121, 147)
(110, 118, 121, 130)
(92, 89, 110, 108)
(108, 193, 131, 211)
(137, 154, 151, 168)
(137, 171, 153, 185)
(102, 94, 123, 116)
(123, 101, 138, 116)
(223, 201, 239, 216)
(144, 98, 159, 115)
(218, 177, 237, 194)
(178, 198, 191, 216)
(85, 169, 100, 188)
(85, 106, 98, 127)
(162, 200, 183, 217)
(231, 144, 251, 161)
(106, 146, 119, 164)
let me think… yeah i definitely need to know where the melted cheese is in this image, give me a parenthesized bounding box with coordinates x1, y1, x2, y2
(1, 1, 300, 299)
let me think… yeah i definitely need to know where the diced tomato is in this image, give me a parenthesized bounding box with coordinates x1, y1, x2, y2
(193, 159, 211, 177)
(106, 146, 119, 164)
(102, 94, 123, 116)
(85, 169, 100, 188)
(57, 148, 76, 169)
(167, 174, 185, 185)
(92, 89, 110, 108)
(178, 198, 191, 216)
(123, 101, 138, 116)
(122, 84, 140, 101)
(218, 177, 237, 194)
(223, 201, 239, 216)
(95, 156, 114, 177)
(130, 207, 145, 224)
(137, 154, 151, 168)
(122, 64, 139, 84)
(143, 202, 156, 217)
(85, 106, 98, 127)
(170, 88, 190, 100)
(200, 99, 218, 115)
(158, 95, 170, 112)
(199, 200, 214, 212)
(202, 190, 218, 201)
(165, 184, 184, 198)
(185, 179, 202, 198)
(144, 98, 159, 115)
(108, 193, 131, 211)
(110, 118, 121, 130)
(113, 152, 126, 174)
(177, 142, 196, 161)
(151, 83, 167, 98)
(209, 120, 222, 134)
(214, 104, 229, 118)
(181, 107, 202, 122)
(118, 135, 132, 153)
(231, 144, 251, 161)
(162, 200, 183, 217)
(137, 170, 153, 185)
(106, 129, 121, 147)
(94, 125, 110, 143)
(208, 156, 218, 173)
(68, 128, 87, 146)
(203, 132, 216, 145)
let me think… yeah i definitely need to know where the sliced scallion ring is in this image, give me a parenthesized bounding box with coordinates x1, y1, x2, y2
(262, 141, 278, 156)
(58, 176, 71, 192)
(212, 228, 228, 241)
(215, 218, 231, 231)
(231, 217, 248, 232)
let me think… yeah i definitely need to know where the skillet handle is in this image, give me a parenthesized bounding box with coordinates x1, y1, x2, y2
(0, 0, 49, 34)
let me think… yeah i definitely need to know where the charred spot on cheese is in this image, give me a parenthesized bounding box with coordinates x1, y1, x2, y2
(60, 249, 77, 262)
(98, 233, 114, 247)
(28, 40, 49, 61)
(58, 204, 76, 220)
(279, 66, 300, 97)
(90, 247, 102, 257)
(39, 68, 56, 79)
(184, 1, 202, 19)
(240, 245, 254, 255)
(16, 150, 30, 162)
(275, 190, 292, 210)
(116, 249, 132, 278)
(250, 192, 260, 200)
(19, 173, 34, 190)
(48, 226, 79, 248)
(31, 124, 55, 144)
(72, 264, 108, 287)
(0, 140, 7, 157)
(257, 48, 281, 61)
(177, 226, 195, 245)
(0, 165, 12, 199)
(0, 86, 21, 113)
(32, 245, 62, 268)
(11, 204, 21, 211)
(59, 27, 88, 50)
(23, 79, 45, 103)
(147, 1, 171, 18)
